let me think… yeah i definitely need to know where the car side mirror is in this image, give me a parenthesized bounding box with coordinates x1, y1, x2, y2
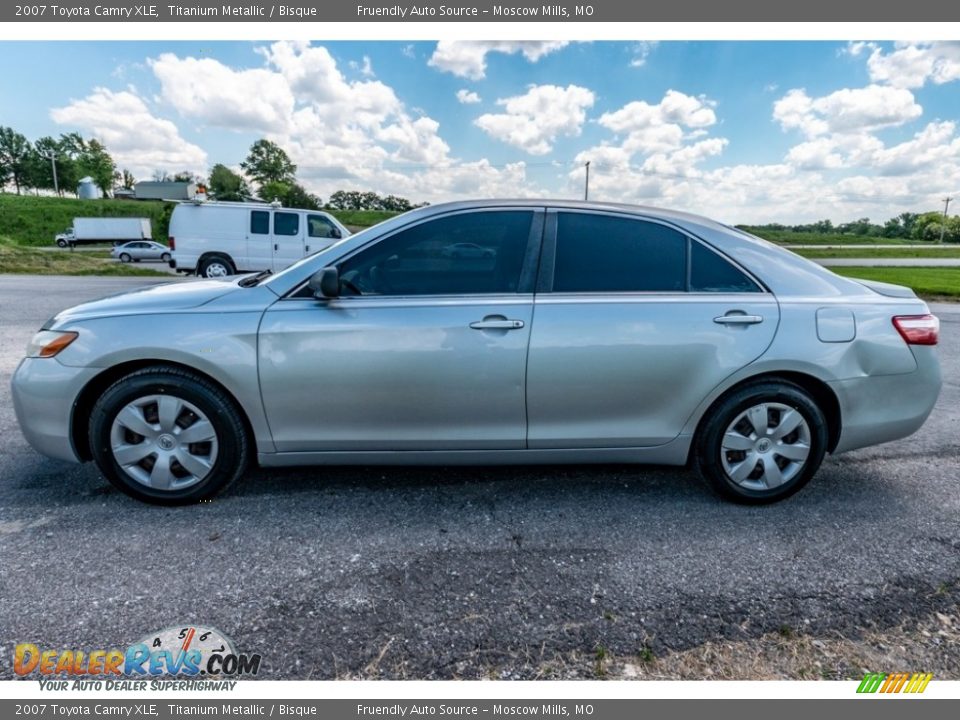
(330, 227, 342, 239)
(308, 267, 340, 299)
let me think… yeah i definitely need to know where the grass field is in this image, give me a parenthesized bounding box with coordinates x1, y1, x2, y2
(0, 237, 167, 276)
(793, 247, 960, 259)
(833, 266, 960, 297)
(743, 229, 915, 246)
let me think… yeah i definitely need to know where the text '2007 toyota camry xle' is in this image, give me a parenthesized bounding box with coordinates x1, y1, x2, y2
(11, 201, 942, 505)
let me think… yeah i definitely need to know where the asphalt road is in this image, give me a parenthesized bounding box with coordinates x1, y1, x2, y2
(1, 275, 958, 680)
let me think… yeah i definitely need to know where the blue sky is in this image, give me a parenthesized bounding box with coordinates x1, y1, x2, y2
(1, 40, 958, 223)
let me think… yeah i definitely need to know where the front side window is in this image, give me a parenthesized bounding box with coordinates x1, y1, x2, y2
(553, 213, 686, 292)
(337, 211, 533, 296)
(274, 212, 300, 237)
(250, 210, 269, 235)
(308, 215, 338, 239)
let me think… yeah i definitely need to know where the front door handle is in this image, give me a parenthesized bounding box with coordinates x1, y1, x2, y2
(714, 314, 764, 325)
(470, 317, 525, 330)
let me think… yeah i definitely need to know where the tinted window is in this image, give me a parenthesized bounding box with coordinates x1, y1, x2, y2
(250, 210, 269, 235)
(274, 212, 299, 236)
(554, 213, 686, 292)
(338, 211, 533, 296)
(690, 241, 761, 292)
(308, 215, 337, 238)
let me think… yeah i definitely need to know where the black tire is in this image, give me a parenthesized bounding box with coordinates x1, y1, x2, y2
(57, 239, 67, 248)
(161, 252, 171, 263)
(89, 367, 250, 505)
(199, 254, 235, 278)
(694, 380, 828, 504)
(119, 253, 132, 263)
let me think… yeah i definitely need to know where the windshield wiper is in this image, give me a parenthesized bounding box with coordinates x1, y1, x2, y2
(238, 269, 272, 287)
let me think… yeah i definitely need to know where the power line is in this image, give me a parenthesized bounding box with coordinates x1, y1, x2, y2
(939, 196, 953, 244)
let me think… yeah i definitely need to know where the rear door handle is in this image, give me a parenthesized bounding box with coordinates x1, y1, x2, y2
(470, 318, 525, 330)
(714, 314, 764, 325)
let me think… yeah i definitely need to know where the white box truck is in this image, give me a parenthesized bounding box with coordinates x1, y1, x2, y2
(168, 201, 350, 277)
(55, 218, 153, 248)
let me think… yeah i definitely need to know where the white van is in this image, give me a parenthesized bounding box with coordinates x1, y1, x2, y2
(168, 201, 350, 278)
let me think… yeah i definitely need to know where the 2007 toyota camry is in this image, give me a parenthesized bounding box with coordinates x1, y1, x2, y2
(11, 201, 942, 505)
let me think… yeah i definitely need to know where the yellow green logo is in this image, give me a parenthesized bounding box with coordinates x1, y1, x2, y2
(857, 672, 932, 694)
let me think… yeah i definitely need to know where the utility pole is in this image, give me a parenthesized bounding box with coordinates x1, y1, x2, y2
(583, 160, 590, 201)
(939, 196, 952, 244)
(44, 153, 59, 196)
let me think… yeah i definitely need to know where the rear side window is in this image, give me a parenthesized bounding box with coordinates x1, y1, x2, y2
(554, 213, 686, 292)
(250, 211, 269, 235)
(274, 212, 299, 236)
(690, 241, 761, 292)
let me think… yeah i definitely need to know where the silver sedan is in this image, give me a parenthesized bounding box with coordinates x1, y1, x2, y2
(111, 241, 172, 264)
(11, 201, 942, 505)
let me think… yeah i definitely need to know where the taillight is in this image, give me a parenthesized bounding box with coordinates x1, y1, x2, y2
(893, 314, 939, 346)
(168, 237, 175, 250)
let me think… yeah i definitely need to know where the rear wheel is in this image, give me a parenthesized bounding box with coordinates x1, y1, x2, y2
(694, 381, 827, 504)
(89, 367, 249, 505)
(161, 252, 171, 263)
(119, 253, 132, 263)
(199, 254, 235, 278)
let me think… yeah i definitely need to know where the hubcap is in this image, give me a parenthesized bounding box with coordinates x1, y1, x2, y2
(205, 263, 228, 277)
(720, 402, 811, 491)
(109, 394, 218, 491)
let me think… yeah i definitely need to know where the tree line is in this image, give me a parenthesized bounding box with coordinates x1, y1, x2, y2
(0, 127, 423, 213)
(742, 212, 960, 243)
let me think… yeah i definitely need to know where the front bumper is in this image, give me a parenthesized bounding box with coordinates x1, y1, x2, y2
(830, 345, 942, 454)
(11, 358, 101, 463)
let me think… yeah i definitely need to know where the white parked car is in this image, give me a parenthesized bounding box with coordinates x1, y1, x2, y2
(111, 241, 171, 263)
(168, 201, 350, 278)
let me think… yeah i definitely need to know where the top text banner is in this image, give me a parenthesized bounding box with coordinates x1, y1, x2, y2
(4, 1, 960, 22)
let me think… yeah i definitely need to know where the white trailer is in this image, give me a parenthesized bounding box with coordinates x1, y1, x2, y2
(55, 218, 153, 248)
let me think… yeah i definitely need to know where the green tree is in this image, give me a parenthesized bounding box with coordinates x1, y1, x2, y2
(240, 139, 297, 191)
(120, 169, 136, 189)
(259, 180, 291, 203)
(0, 126, 31, 194)
(172, 170, 204, 184)
(207, 163, 249, 201)
(282, 183, 322, 210)
(77, 139, 117, 195)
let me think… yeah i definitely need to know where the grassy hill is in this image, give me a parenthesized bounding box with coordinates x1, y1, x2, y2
(741, 228, 914, 246)
(0, 193, 397, 247)
(0, 194, 175, 247)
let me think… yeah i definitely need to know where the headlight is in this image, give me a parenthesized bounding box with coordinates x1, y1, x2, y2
(26, 330, 79, 358)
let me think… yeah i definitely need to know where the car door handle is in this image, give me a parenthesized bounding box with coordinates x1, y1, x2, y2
(470, 318, 525, 330)
(714, 314, 764, 325)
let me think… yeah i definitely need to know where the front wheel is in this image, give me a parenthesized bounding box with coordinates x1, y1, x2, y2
(694, 381, 828, 504)
(89, 367, 250, 504)
(57, 238, 67, 248)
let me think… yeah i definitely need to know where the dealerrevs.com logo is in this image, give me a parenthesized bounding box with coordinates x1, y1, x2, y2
(14, 626, 261, 689)
(856, 672, 933, 694)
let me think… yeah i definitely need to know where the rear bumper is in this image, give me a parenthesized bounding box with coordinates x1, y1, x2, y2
(830, 346, 942, 454)
(11, 358, 100, 463)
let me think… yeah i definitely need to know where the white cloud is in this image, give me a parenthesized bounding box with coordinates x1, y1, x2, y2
(629, 41, 657, 68)
(149, 53, 295, 132)
(863, 41, 960, 89)
(50, 87, 207, 177)
(349, 55, 375, 78)
(475, 84, 595, 155)
(428, 41, 569, 79)
(145, 41, 539, 203)
(785, 139, 845, 170)
(774, 85, 922, 137)
(456, 89, 481, 104)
